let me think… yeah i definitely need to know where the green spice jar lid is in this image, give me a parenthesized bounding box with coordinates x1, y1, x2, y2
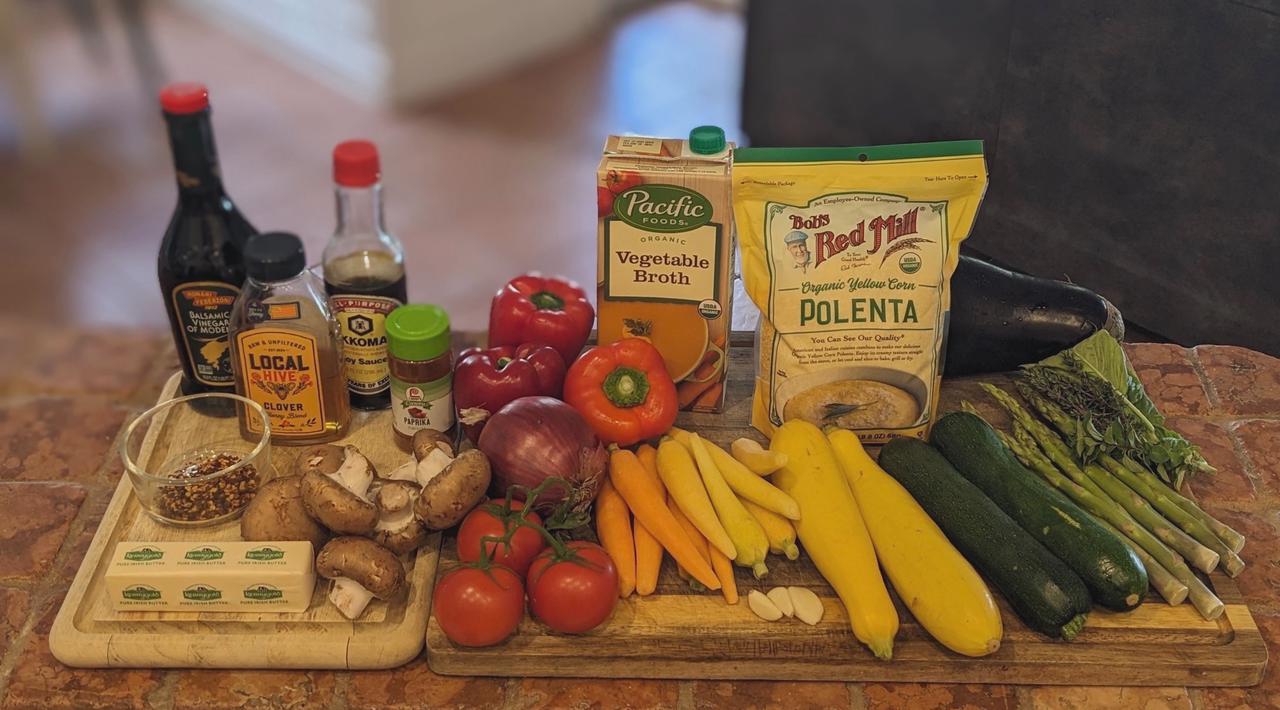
(386, 304, 451, 362)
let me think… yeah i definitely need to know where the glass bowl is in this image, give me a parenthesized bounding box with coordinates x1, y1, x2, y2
(121, 392, 274, 527)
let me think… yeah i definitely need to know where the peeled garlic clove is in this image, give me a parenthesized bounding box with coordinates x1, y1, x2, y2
(788, 586, 824, 626)
(748, 590, 783, 621)
(767, 587, 794, 617)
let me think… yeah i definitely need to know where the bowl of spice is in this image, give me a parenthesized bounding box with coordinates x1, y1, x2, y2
(121, 392, 273, 527)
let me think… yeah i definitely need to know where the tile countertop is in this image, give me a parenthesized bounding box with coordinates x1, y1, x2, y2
(1, 324, 1279, 710)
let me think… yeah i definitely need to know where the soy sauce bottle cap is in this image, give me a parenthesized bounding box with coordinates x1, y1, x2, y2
(244, 232, 307, 282)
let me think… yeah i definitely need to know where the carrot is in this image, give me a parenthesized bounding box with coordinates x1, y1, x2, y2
(669, 495, 712, 567)
(633, 445, 665, 596)
(675, 349, 722, 407)
(595, 479, 636, 597)
(708, 544, 738, 605)
(608, 447, 721, 590)
(691, 381, 724, 410)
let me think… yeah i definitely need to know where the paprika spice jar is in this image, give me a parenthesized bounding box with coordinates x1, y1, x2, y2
(385, 304, 454, 448)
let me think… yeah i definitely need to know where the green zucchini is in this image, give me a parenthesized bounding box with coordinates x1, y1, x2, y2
(930, 412, 1148, 612)
(879, 437, 1091, 640)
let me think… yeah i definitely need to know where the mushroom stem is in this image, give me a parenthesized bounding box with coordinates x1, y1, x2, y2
(334, 450, 374, 498)
(417, 448, 454, 485)
(329, 576, 376, 619)
(375, 505, 416, 533)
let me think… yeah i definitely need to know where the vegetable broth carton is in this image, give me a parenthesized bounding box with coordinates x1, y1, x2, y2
(596, 128, 734, 412)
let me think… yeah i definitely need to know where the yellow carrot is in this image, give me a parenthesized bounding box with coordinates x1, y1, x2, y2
(688, 433, 770, 578)
(633, 444, 665, 596)
(608, 447, 720, 590)
(671, 428, 800, 520)
(742, 498, 800, 560)
(656, 437, 736, 560)
(595, 478, 636, 597)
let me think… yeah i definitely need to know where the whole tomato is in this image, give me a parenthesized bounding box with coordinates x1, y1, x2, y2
(456, 499, 548, 576)
(433, 564, 525, 647)
(526, 541, 618, 634)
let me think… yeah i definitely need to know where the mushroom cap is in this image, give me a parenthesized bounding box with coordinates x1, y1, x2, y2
(295, 444, 346, 477)
(412, 429, 454, 462)
(316, 536, 405, 599)
(372, 521, 429, 556)
(414, 449, 492, 530)
(240, 475, 329, 550)
(375, 480, 420, 513)
(301, 470, 379, 535)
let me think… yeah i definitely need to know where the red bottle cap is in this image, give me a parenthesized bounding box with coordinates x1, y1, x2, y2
(159, 82, 210, 115)
(333, 140, 380, 187)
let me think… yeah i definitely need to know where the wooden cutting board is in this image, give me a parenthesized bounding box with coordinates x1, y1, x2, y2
(427, 343, 1268, 686)
(50, 372, 439, 670)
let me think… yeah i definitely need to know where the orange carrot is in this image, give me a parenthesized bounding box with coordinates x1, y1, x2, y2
(633, 445, 665, 596)
(608, 447, 720, 590)
(708, 543, 738, 604)
(595, 478, 636, 597)
(690, 381, 724, 410)
(675, 349, 722, 407)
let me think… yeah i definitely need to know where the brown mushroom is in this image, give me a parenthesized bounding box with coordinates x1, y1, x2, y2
(301, 445, 378, 535)
(295, 444, 346, 476)
(414, 448, 491, 529)
(371, 480, 429, 555)
(315, 536, 405, 619)
(240, 475, 329, 550)
(412, 428, 454, 462)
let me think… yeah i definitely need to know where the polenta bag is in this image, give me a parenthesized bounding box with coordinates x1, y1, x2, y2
(734, 141, 988, 443)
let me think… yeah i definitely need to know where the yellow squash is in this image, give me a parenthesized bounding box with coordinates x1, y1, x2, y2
(769, 421, 898, 659)
(741, 498, 800, 560)
(827, 429, 1003, 657)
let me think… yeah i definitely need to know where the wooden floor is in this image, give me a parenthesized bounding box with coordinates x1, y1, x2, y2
(0, 1, 744, 331)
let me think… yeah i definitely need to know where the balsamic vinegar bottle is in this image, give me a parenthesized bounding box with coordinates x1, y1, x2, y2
(156, 82, 257, 409)
(322, 140, 407, 410)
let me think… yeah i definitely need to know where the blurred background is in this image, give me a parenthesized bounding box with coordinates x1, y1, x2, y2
(0, 0, 1277, 351)
(0, 0, 745, 333)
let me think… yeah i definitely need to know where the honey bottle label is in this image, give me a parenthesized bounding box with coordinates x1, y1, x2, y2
(330, 295, 400, 395)
(235, 329, 326, 437)
(171, 282, 239, 386)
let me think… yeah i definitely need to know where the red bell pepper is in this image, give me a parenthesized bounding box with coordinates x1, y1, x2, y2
(454, 343, 566, 443)
(564, 338, 678, 446)
(489, 274, 594, 367)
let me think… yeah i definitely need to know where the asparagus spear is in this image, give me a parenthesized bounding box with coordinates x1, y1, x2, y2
(974, 409, 1190, 607)
(1010, 421, 1221, 620)
(980, 385, 1224, 620)
(987, 384, 1219, 575)
(1122, 456, 1246, 553)
(1017, 385, 1238, 575)
(1091, 518, 1188, 607)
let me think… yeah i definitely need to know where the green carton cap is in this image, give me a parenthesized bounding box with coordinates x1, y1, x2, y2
(386, 305, 451, 362)
(689, 125, 726, 155)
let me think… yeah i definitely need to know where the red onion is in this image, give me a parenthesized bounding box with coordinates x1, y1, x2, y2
(477, 396, 608, 514)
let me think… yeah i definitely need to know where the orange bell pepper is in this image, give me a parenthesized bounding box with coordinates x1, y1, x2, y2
(564, 338, 678, 446)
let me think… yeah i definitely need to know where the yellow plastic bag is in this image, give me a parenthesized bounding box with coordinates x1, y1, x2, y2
(733, 141, 988, 443)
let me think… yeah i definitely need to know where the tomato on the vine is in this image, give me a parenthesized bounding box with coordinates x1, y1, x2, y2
(526, 541, 618, 634)
(457, 498, 548, 576)
(433, 564, 525, 647)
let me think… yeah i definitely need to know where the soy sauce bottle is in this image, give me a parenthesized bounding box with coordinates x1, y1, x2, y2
(322, 140, 407, 410)
(156, 82, 256, 409)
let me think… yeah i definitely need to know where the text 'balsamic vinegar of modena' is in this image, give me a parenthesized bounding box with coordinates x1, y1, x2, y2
(156, 82, 257, 410)
(322, 140, 407, 410)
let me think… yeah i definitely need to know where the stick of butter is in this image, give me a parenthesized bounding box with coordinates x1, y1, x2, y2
(104, 541, 316, 613)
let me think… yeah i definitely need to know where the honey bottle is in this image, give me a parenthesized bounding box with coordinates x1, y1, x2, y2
(229, 232, 351, 444)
